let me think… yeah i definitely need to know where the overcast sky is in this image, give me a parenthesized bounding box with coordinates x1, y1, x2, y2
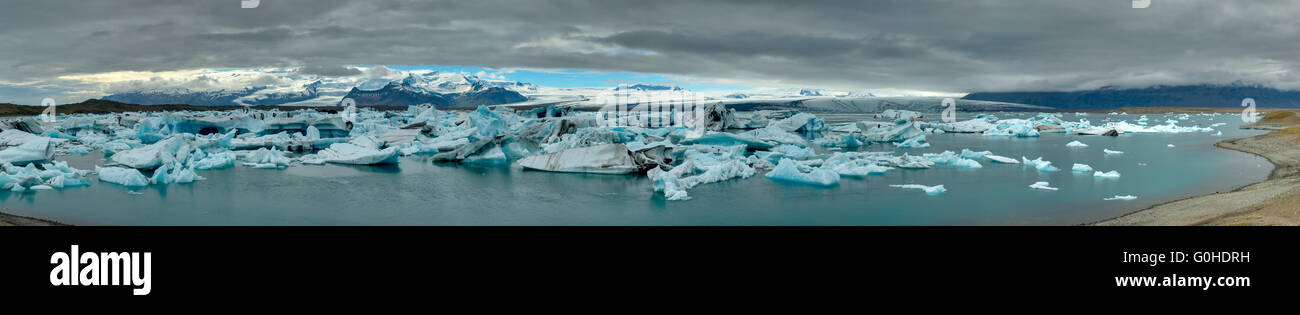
(1, 0, 1297, 103)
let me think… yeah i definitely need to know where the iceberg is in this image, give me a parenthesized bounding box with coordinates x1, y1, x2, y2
(679, 131, 775, 150)
(194, 151, 237, 170)
(930, 117, 996, 133)
(110, 135, 186, 170)
(1104, 149, 1124, 155)
(765, 158, 838, 186)
(874, 110, 923, 121)
(317, 138, 401, 165)
(518, 143, 648, 175)
(1028, 181, 1058, 191)
(1166, 144, 1176, 148)
(1093, 170, 1121, 178)
(822, 152, 892, 177)
(241, 147, 292, 168)
(95, 166, 149, 187)
(1066, 140, 1088, 148)
(0, 137, 55, 164)
(1021, 156, 1059, 172)
(863, 120, 925, 143)
(648, 154, 756, 201)
(770, 113, 826, 133)
(1071, 163, 1094, 173)
(1104, 195, 1137, 201)
(985, 155, 1019, 164)
(983, 119, 1039, 137)
(889, 184, 946, 195)
(894, 135, 930, 148)
(924, 151, 983, 168)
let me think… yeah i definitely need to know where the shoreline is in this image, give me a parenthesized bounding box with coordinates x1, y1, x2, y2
(0, 209, 68, 226)
(1093, 125, 1300, 226)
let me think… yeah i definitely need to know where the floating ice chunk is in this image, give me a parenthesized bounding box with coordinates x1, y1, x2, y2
(1213, 131, 1223, 136)
(519, 143, 646, 174)
(1104, 195, 1137, 201)
(681, 131, 775, 150)
(45, 173, 92, 188)
(771, 144, 816, 160)
(95, 166, 149, 187)
(863, 120, 926, 143)
(649, 155, 756, 201)
(241, 148, 292, 168)
(740, 125, 806, 147)
(111, 135, 186, 169)
(770, 113, 826, 133)
(959, 149, 991, 160)
(765, 158, 838, 186)
(875, 109, 923, 121)
(985, 155, 1019, 164)
(0, 137, 55, 164)
(983, 119, 1039, 137)
(925, 151, 983, 168)
(1166, 144, 1176, 148)
(892, 153, 935, 169)
(1093, 170, 1121, 178)
(812, 133, 865, 148)
(1071, 163, 1094, 173)
(889, 184, 946, 195)
(318, 142, 401, 165)
(1021, 156, 1059, 172)
(822, 152, 892, 177)
(30, 184, 53, 190)
(468, 105, 508, 140)
(929, 117, 996, 133)
(194, 151, 236, 170)
(894, 135, 930, 148)
(1028, 181, 1058, 191)
(1104, 149, 1124, 155)
(1066, 140, 1089, 148)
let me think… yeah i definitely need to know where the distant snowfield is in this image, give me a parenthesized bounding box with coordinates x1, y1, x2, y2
(90, 67, 1047, 112)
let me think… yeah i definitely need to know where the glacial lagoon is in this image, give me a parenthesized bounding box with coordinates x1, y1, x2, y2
(0, 112, 1269, 225)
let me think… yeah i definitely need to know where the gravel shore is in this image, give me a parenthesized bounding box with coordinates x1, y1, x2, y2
(1095, 116, 1300, 226)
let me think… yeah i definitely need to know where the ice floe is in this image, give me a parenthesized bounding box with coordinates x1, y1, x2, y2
(889, 184, 946, 195)
(766, 158, 838, 186)
(1093, 170, 1122, 178)
(1028, 181, 1058, 191)
(1066, 140, 1088, 148)
(1104, 195, 1137, 201)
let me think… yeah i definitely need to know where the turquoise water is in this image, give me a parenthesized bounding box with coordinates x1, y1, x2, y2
(0, 112, 1270, 225)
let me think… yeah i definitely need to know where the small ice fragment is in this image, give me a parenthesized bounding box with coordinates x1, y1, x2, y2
(1093, 170, 1121, 178)
(1021, 156, 1059, 172)
(1104, 195, 1137, 201)
(1028, 181, 1058, 191)
(889, 184, 946, 195)
(30, 184, 54, 190)
(1066, 140, 1088, 148)
(1167, 144, 1176, 148)
(1071, 163, 1094, 173)
(985, 154, 1019, 164)
(1104, 149, 1124, 155)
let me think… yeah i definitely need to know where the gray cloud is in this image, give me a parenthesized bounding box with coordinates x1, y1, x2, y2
(1, 0, 1298, 102)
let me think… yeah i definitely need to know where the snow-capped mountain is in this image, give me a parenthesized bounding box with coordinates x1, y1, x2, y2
(341, 73, 527, 107)
(102, 71, 530, 107)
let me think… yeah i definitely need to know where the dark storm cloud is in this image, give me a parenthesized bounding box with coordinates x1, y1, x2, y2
(294, 65, 363, 76)
(1, 0, 1298, 95)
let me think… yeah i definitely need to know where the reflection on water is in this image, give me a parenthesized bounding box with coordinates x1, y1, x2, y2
(0, 112, 1272, 225)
